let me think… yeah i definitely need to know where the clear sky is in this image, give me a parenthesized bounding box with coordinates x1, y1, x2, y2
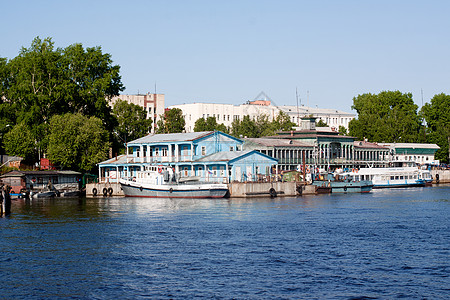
(2, 0, 450, 112)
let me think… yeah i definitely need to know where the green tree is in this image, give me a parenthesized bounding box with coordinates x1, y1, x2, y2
(3, 123, 35, 161)
(47, 113, 110, 172)
(421, 93, 450, 163)
(256, 114, 276, 137)
(112, 99, 152, 146)
(231, 115, 258, 138)
(156, 108, 185, 133)
(273, 111, 296, 131)
(0, 37, 123, 160)
(194, 116, 228, 133)
(349, 91, 422, 143)
(316, 119, 328, 127)
(338, 125, 348, 136)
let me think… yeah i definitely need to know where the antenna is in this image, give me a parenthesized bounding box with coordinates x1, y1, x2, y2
(155, 82, 157, 94)
(307, 90, 310, 108)
(421, 88, 424, 107)
(296, 87, 300, 126)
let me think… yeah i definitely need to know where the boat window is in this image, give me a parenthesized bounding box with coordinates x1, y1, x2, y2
(390, 176, 395, 180)
(400, 176, 404, 180)
(395, 176, 399, 180)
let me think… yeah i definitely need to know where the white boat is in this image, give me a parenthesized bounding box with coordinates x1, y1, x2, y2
(350, 167, 426, 188)
(418, 168, 433, 186)
(119, 165, 229, 198)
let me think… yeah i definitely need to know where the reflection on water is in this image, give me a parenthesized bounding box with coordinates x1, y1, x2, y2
(1, 185, 449, 299)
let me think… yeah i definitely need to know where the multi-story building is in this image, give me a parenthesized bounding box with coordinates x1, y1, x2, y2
(168, 100, 355, 133)
(110, 93, 165, 133)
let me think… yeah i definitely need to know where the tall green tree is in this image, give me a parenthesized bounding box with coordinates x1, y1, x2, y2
(273, 111, 296, 131)
(231, 115, 259, 138)
(112, 99, 153, 146)
(3, 123, 35, 161)
(0, 37, 124, 160)
(156, 108, 185, 134)
(47, 113, 110, 172)
(349, 91, 422, 143)
(193, 116, 228, 133)
(421, 93, 450, 163)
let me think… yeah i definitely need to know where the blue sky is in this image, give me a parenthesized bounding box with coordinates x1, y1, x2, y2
(2, 0, 450, 112)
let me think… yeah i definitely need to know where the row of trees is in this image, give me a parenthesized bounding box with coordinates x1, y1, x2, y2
(1, 38, 448, 171)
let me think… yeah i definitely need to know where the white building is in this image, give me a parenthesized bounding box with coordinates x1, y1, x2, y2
(169, 100, 355, 133)
(378, 143, 440, 165)
(110, 93, 165, 133)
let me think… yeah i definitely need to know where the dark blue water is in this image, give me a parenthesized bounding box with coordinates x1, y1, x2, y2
(0, 185, 449, 299)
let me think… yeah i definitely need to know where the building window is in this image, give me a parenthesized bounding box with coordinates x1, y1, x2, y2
(230, 146, 234, 151)
(162, 148, 168, 156)
(201, 146, 206, 156)
(236, 145, 241, 151)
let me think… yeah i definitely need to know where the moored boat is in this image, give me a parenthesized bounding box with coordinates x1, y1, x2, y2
(119, 165, 229, 198)
(312, 172, 373, 193)
(349, 167, 426, 188)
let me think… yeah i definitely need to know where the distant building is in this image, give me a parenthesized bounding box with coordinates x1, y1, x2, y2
(378, 143, 440, 165)
(109, 93, 165, 133)
(168, 100, 355, 133)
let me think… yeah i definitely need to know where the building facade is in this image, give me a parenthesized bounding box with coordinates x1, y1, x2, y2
(378, 143, 440, 165)
(243, 117, 391, 172)
(168, 101, 355, 133)
(110, 93, 165, 133)
(98, 131, 278, 183)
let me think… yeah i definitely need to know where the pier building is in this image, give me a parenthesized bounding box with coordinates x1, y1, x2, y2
(242, 117, 390, 172)
(97, 131, 278, 187)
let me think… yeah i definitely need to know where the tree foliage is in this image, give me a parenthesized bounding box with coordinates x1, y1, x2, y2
(349, 91, 423, 143)
(47, 113, 110, 172)
(112, 99, 153, 145)
(0, 37, 123, 161)
(421, 93, 450, 162)
(3, 123, 35, 161)
(316, 119, 328, 127)
(156, 108, 185, 134)
(194, 116, 228, 133)
(230, 111, 296, 138)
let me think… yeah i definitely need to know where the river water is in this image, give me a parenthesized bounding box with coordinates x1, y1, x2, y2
(0, 185, 449, 299)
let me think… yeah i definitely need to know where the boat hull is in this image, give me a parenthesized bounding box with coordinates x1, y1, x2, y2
(312, 180, 373, 193)
(120, 180, 229, 198)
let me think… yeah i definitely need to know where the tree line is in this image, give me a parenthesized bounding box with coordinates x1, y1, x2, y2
(1, 38, 448, 172)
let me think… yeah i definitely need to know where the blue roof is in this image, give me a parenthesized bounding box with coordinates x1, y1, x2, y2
(195, 150, 278, 163)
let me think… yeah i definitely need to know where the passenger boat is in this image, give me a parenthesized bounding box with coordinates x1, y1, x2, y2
(119, 165, 229, 198)
(350, 167, 426, 188)
(312, 172, 373, 193)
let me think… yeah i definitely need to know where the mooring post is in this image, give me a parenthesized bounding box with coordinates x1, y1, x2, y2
(5, 185, 11, 216)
